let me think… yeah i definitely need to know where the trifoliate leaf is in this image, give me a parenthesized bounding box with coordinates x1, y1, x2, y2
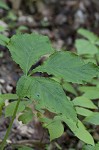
(84, 112, 99, 125)
(73, 96, 97, 109)
(7, 33, 54, 74)
(16, 75, 77, 122)
(34, 51, 99, 83)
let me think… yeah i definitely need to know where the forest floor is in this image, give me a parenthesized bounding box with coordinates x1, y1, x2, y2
(0, 0, 99, 149)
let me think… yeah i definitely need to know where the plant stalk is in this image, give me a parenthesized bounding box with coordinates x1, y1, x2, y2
(1, 98, 21, 150)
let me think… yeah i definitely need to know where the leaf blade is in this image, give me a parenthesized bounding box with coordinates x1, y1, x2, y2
(16, 76, 77, 122)
(75, 39, 98, 55)
(5, 101, 26, 117)
(7, 33, 54, 74)
(0, 34, 9, 46)
(34, 51, 99, 83)
(84, 112, 99, 125)
(75, 107, 93, 117)
(45, 120, 64, 141)
(61, 116, 94, 146)
(78, 28, 98, 43)
(73, 96, 97, 109)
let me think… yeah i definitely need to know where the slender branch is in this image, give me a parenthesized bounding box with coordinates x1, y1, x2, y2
(0, 98, 21, 150)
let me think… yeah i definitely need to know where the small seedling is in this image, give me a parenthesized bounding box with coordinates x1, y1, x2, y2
(0, 31, 99, 149)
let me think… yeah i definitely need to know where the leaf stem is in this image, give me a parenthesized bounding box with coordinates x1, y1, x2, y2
(0, 98, 21, 150)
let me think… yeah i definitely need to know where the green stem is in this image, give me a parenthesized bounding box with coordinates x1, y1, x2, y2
(1, 98, 21, 150)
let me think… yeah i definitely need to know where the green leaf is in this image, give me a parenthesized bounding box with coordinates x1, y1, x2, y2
(74, 120, 94, 146)
(75, 107, 93, 117)
(79, 86, 99, 99)
(62, 81, 77, 96)
(73, 96, 97, 109)
(78, 28, 98, 43)
(57, 116, 94, 146)
(18, 108, 33, 124)
(75, 39, 98, 55)
(16, 76, 33, 98)
(44, 120, 64, 141)
(83, 90, 99, 100)
(16, 76, 77, 122)
(91, 79, 99, 85)
(0, 1, 9, 10)
(7, 33, 54, 74)
(84, 112, 99, 125)
(84, 57, 97, 64)
(5, 101, 26, 117)
(0, 34, 9, 46)
(95, 143, 99, 149)
(0, 97, 5, 106)
(79, 86, 99, 93)
(0, 94, 18, 115)
(16, 26, 28, 33)
(52, 77, 77, 95)
(34, 51, 99, 83)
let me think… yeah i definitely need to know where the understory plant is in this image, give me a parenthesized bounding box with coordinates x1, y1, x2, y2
(0, 29, 99, 150)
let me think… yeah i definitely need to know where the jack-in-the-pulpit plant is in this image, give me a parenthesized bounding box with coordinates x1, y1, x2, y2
(0, 31, 99, 150)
